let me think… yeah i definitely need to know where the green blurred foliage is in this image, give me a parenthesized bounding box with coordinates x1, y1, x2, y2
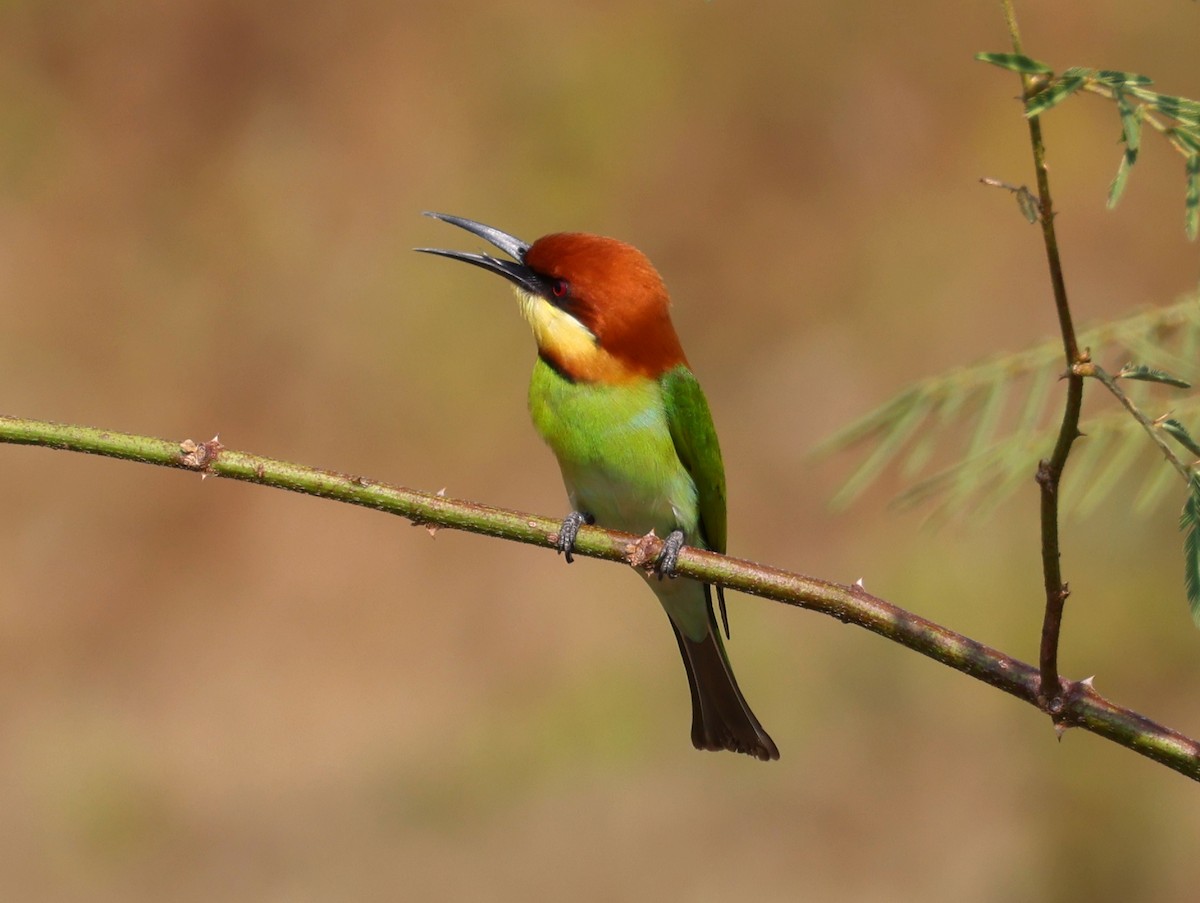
(1, 1, 1199, 900)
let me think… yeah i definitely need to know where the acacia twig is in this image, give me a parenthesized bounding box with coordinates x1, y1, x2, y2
(2, 413, 1200, 779)
(1002, 0, 1087, 715)
(1077, 361, 1194, 483)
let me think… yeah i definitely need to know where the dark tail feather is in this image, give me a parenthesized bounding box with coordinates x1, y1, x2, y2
(670, 603, 779, 761)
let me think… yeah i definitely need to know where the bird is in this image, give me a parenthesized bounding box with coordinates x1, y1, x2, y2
(416, 212, 779, 761)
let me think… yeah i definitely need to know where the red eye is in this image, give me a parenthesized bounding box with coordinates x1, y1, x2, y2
(551, 279, 569, 299)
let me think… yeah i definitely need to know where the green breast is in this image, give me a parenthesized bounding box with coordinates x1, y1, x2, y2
(527, 357, 699, 539)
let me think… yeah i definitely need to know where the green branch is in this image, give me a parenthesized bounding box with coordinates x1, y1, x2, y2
(3, 413, 1200, 779)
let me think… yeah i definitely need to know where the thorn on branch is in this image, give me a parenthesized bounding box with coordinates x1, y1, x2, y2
(1046, 674, 1099, 741)
(179, 434, 223, 478)
(409, 488, 447, 536)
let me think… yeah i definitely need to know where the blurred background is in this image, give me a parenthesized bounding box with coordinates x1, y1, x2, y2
(2, 1, 1199, 900)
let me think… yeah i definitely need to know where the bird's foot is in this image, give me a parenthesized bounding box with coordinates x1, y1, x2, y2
(655, 529, 687, 581)
(556, 511, 594, 563)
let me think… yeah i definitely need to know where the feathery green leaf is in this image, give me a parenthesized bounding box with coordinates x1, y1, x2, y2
(1015, 364, 1054, 434)
(1117, 363, 1191, 388)
(1060, 430, 1111, 517)
(1094, 70, 1153, 88)
(828, 390, 935, 510)
(975, 61, 1200, 237)
(1114, 91, 1142, 157)
(1074, 429, 1145, 517)
(1186, 154, 1200, 241)
(1180, 131, 1200, 162)
(1161, 418, 1200, 458)
(1153, 93, 1200, 127)
(1134, 455, 1181, 515)
(820, 295, 1200, 518)
(1108, 150, 1135, 209)
(1180, 476, 1200, 626)
(1025, 75, 1087, 118)
(975, 51, 1052, 75)
(1173, 129, 1200, 155)
(1106, 90, 1141, 208)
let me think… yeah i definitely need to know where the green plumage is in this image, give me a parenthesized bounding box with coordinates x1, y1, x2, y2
(529, 358, 719, 640)
(529, 355, 777, 759)
(661, 366, 727, 556)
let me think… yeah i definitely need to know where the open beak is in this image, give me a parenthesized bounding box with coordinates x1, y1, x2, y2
(415, 212, 543, 296)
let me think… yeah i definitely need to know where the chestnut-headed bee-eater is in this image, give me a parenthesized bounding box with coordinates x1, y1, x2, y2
(417, 212, 778, 761)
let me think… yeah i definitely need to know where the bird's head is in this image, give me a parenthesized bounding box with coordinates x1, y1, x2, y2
(417, 212, 686, 382)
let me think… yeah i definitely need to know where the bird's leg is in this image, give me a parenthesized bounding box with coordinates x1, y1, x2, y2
(655, 529, 687, 581)
(556, 510, 594, 563)
(657, 531, 731, 638)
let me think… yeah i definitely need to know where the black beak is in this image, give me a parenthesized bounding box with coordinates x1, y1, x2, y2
(415, 212, 543, 296)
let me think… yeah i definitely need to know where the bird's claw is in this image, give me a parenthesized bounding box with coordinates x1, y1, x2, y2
(656, 530, 686, 581)
(556, 511, 594, 563)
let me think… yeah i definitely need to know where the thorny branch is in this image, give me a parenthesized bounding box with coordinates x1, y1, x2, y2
(2, 413, 1200, 780)
(1001, 0, 1088, 718)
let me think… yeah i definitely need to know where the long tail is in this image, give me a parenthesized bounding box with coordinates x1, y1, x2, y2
(668, 588, 779, 761)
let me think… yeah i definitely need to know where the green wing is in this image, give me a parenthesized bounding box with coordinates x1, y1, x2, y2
(661, 365, 727, 554)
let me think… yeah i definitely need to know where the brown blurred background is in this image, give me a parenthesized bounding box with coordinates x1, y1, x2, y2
(2, 1, 1199, 900)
